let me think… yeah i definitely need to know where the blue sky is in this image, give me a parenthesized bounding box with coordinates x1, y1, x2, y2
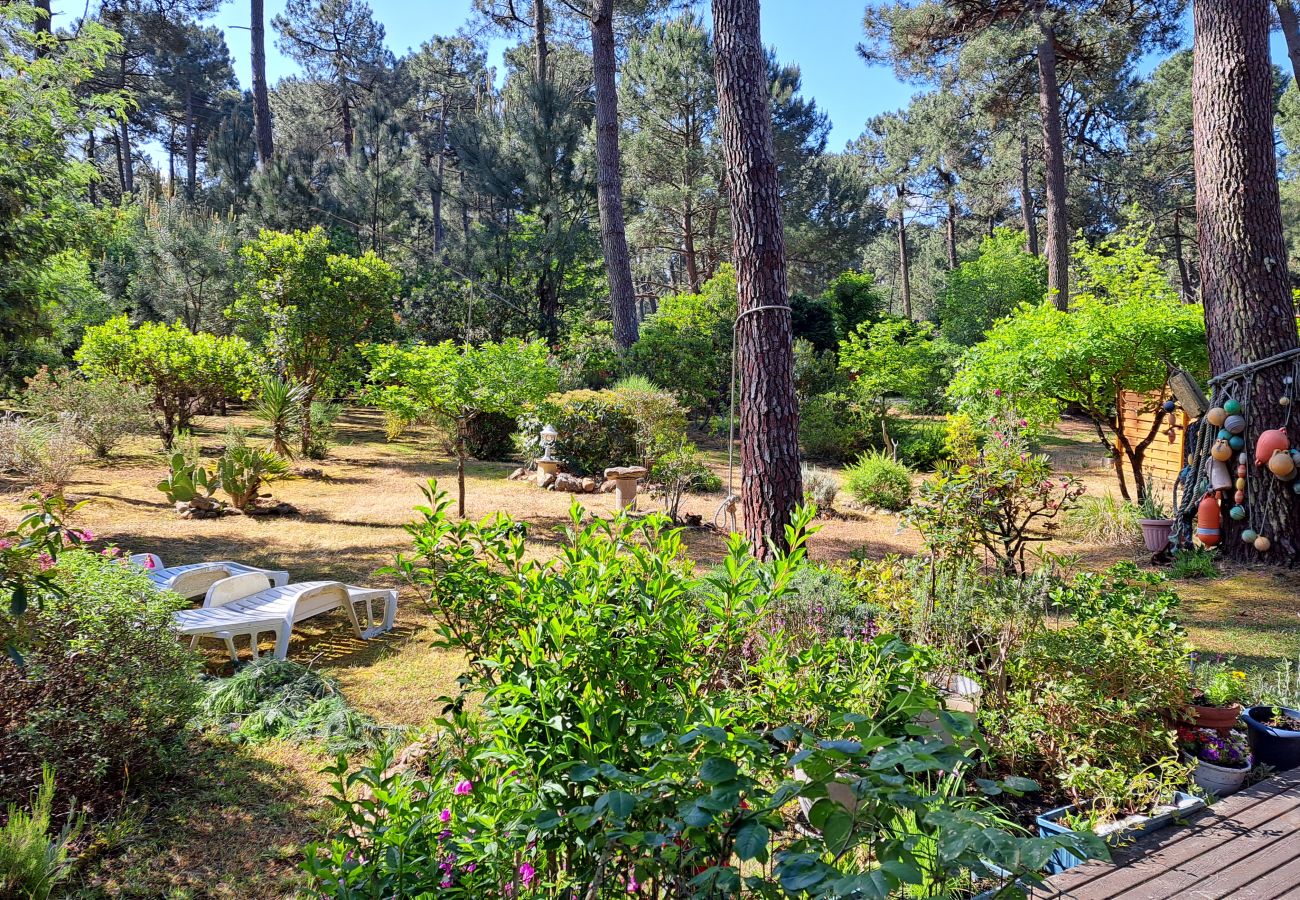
(52, 0, 1293, 150)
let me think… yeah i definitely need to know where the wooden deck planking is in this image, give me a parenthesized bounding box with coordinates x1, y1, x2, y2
(1035, 771, 1300, 899)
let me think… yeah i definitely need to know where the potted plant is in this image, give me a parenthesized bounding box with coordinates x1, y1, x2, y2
(1179, 727, 1250, 796)
(1188, 659, 1251, 732)
(1137, 484, 1174, 553)
(1242, 706, 1300, 771)
(1036, 762, 1203, 874)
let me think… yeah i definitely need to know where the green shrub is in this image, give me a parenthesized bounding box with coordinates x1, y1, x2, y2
(195, 659, 389, 755)
(801, 464, 839, 512)
(611, 376, 688, 466)
(1169, 547, 1218, 580)
(840, 318, 958, 416)
(793, 337, 846, 400)
(799, 391, 874, 462)
(462, 410, 517, 460)
(0, 549, 201, 810)
(628, 266, 736, 412)
(1064, 494, 1141, 546)
(844, 450, 912, 510)
(893, 418, 950, 470)
(517, 389, 638, 476)
(302, 399, 343, 460)
(0, 414, 83, 490)
(556, 318, 623, 389)
(252, 375, 309, 457)
(937, 227, 1047, 347)
(648, 441, 714, 520)
(22, 367, 149, 458)
(0, 768, 81, 900)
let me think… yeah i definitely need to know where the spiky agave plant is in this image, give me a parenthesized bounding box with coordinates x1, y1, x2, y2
(253, 376, 308, 457)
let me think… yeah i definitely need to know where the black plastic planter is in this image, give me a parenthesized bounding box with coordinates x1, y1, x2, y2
(1243, 705, 1300, 771)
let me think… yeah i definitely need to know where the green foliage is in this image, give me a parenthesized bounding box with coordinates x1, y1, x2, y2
(195, 659, 389, 755)
(936, 228, 1046, 346)
(907, 438, 1084, 576)
(792, 337, 845, 400)
(252, 375, 309, 457)
(1192, 660, 1252, 708)
(156, 451, 219, 505)
(302, 399, 344, 460)
(306, 485, 1102, 894)
(215, 440, 289, 511)
(0, 494, 86, 659)
(128, 197, 241, 333)
(556, 318, 623, 389)
(821, 269, 886, 339)
(798, 391, 875, 463)
(800, 464, 839, 512)
(75, 316, 256, 446)
(789, 291, 838, 351)
(611, 376, 689, 467)
(844, 450, 913, 511)
(0, 414, 83, 490)
(517, 389, 639, 476)
(21, 367, 149, 459)
(950, 226, 1208, 499)
(460, 410, 517, 460)
(986, 565, 1194, 810)
(648, 441, 714, 520)
(1169, 547, 1219, 580)
(0, 549, 201, 810)
(892, 418, 951, 470)
(1064, 494, 1141, 546)
(839, 317, 957, 416)
(0, 767, 81, 900)
(629, 265, 736, 412)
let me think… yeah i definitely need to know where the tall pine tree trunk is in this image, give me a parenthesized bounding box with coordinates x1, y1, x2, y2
(945, 195, 959, 270)
(185, 85, 198, 197)
(251, 0, 275, 166)
(895, 190, 912, 319)
(1020, 128, 1039, 256)
(341, 95, 354, 156)
(118, 118, 134, 194)
(1036, 23, 1068, 309)
(683, 196, 701, 292)
(590, 0, 639, 350)
(1194, 0, 1300, 563)
(713, 0, 801, 557)
(1276, 0, 1300, 86)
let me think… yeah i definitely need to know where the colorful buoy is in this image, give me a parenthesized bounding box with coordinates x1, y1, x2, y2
(1230, 505, 1247, 520)
(1256, 535, 1273, 552)
(1225, 399, 1243, 415)
(1230, 435, 1245, 451)
(1225, 414, 1247, 435)
(1164, 399, 1177, 413)
(1198, 494, 1223, 547)
(1207, 407, 1228, 427)
(1242, 528, 1259, 544)
(1219, 428, 1233, 441)
(1257, 428, 1291, 465)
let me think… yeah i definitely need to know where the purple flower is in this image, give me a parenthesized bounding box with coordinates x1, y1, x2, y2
(454, 779, 473, 795)
(440, 807, 451, 823)
(519, 862, 536, 886)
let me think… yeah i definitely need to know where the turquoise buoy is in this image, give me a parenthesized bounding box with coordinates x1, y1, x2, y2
(1225, 399, 1243, 415)
(1242, 528, 1259, 543)
(1219, 428, 1233, 441)
(1230, 435, 1245, 451)
(1230, 505, 1247, 520)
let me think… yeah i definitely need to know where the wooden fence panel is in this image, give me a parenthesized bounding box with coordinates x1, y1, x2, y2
(1118, 390, 1188, 484)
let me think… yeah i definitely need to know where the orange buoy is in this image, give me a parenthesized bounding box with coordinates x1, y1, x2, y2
(1211, 440, 1233, 462)
(1197, 493, 1222, 547)
(1269, 448, 1297, 479)
(1256, 428, 1290, 466)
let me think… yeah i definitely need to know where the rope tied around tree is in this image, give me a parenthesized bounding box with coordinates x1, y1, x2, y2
(1172, 347, 1300, 548)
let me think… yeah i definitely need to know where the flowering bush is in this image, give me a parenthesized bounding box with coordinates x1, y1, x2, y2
(1193, 659, 1253, 708)
(1180, 728, 1250, 770)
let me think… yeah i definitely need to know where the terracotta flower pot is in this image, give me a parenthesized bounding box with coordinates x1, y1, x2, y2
(1138, 518, 1174, 553)
(1189, 703, 1243, 732)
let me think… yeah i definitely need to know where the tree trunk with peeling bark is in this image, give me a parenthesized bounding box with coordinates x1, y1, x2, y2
(1194, 0, 1300, 563)
(1037, 24, 1069, 309)
(251, 0, 275, 166)
(1276, 0, 1300, 86)
(590, 0, 638, 349)
(712, 0, 801, 557)
(1020, 129, 1039, 256)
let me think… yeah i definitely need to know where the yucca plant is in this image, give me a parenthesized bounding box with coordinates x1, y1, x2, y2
(253, 376, 309, 457)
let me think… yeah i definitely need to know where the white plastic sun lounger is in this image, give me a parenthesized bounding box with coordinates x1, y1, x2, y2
(172, 573, 398, 662)
(130, 554, 290, 599)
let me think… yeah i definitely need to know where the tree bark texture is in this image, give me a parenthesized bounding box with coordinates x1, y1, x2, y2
(712, 0, 801, 557)
(251, 0, 275, 166)
(590, 0, 639, 350)
(185, 86, 198, 197)
(895, 191, 912, 319)
(1020, 128, 1039, 256)
(1036, 25, 1069, 309)
(1276, 0, 1300, 86)
(1194, 0, 1300, 563)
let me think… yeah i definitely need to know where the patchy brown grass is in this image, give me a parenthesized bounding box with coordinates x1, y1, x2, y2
(8, 407, 1296, 896)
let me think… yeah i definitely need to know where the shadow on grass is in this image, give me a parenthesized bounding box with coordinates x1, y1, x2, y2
(71, 736, 330, 899)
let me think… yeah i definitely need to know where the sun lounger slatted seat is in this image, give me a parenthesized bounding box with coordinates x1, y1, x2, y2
(172, 576, 398, 662)
(130, 555, 290, 599)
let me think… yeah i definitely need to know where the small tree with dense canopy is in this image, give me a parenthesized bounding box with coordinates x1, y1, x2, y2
(937, 228, 1047, 346)
(363, 340, 557, 516)
(950, 228, 1207, 502)
(75, 316, 256, 447)
(231, 227, 398, 455)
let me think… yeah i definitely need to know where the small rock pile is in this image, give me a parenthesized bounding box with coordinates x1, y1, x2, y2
(508, 467, 616, 494)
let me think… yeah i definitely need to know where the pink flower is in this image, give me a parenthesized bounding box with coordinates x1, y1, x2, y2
(465, 862, 477, 873)
(519, 862, 536, 886)
(142, 556, 156, 569)
(993, 389, 1003, 397)
(0, 537, 16, 551)
(440, 807, 451, 823)
(454, 779, 473, 795)
(627, 872, 641, 893)
(38, 552, 54, 571)
(440, 877, 452, 888)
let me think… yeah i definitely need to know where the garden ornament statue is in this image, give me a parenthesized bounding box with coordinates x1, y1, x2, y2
(536, 423, 561, 488)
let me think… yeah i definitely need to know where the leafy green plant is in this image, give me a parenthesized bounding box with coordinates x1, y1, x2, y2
(195, 659, 389, 755)
(0, 548, 201, 809)
(648, 440, 713, 521)
(516, 388, 639, 477)
(215, 440, 289, 511)
(303, 398, 343, 460)
(252, 375, 309, 457)
(611, 375, 688, 467)
(801, 464, 839, 512)
(844, 449, 912, 511)
(1192, 658, 1253, 708)
(936, 227, 1047, 347)
(893, 418, 951, 470)
(0, 767, 82, 900)
(1064, 493, 1141, 546)
(1169, 547, 1218, 580)
(22, 367, 149, 458)
(798, 391, 874, 462)
(1138, 478, 1170, 520)
(156, 450, 219, 506)
(839, 317, 958, 416)
(0, 414, 83, 491)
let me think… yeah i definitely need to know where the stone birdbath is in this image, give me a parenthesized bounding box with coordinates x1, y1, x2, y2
(603, 466, 648, 510)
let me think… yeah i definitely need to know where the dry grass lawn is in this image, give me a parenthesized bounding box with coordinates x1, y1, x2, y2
(5, 408, 1295, 897)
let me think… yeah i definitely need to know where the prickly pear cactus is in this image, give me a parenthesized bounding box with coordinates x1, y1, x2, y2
(157, 452, 217, 504)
